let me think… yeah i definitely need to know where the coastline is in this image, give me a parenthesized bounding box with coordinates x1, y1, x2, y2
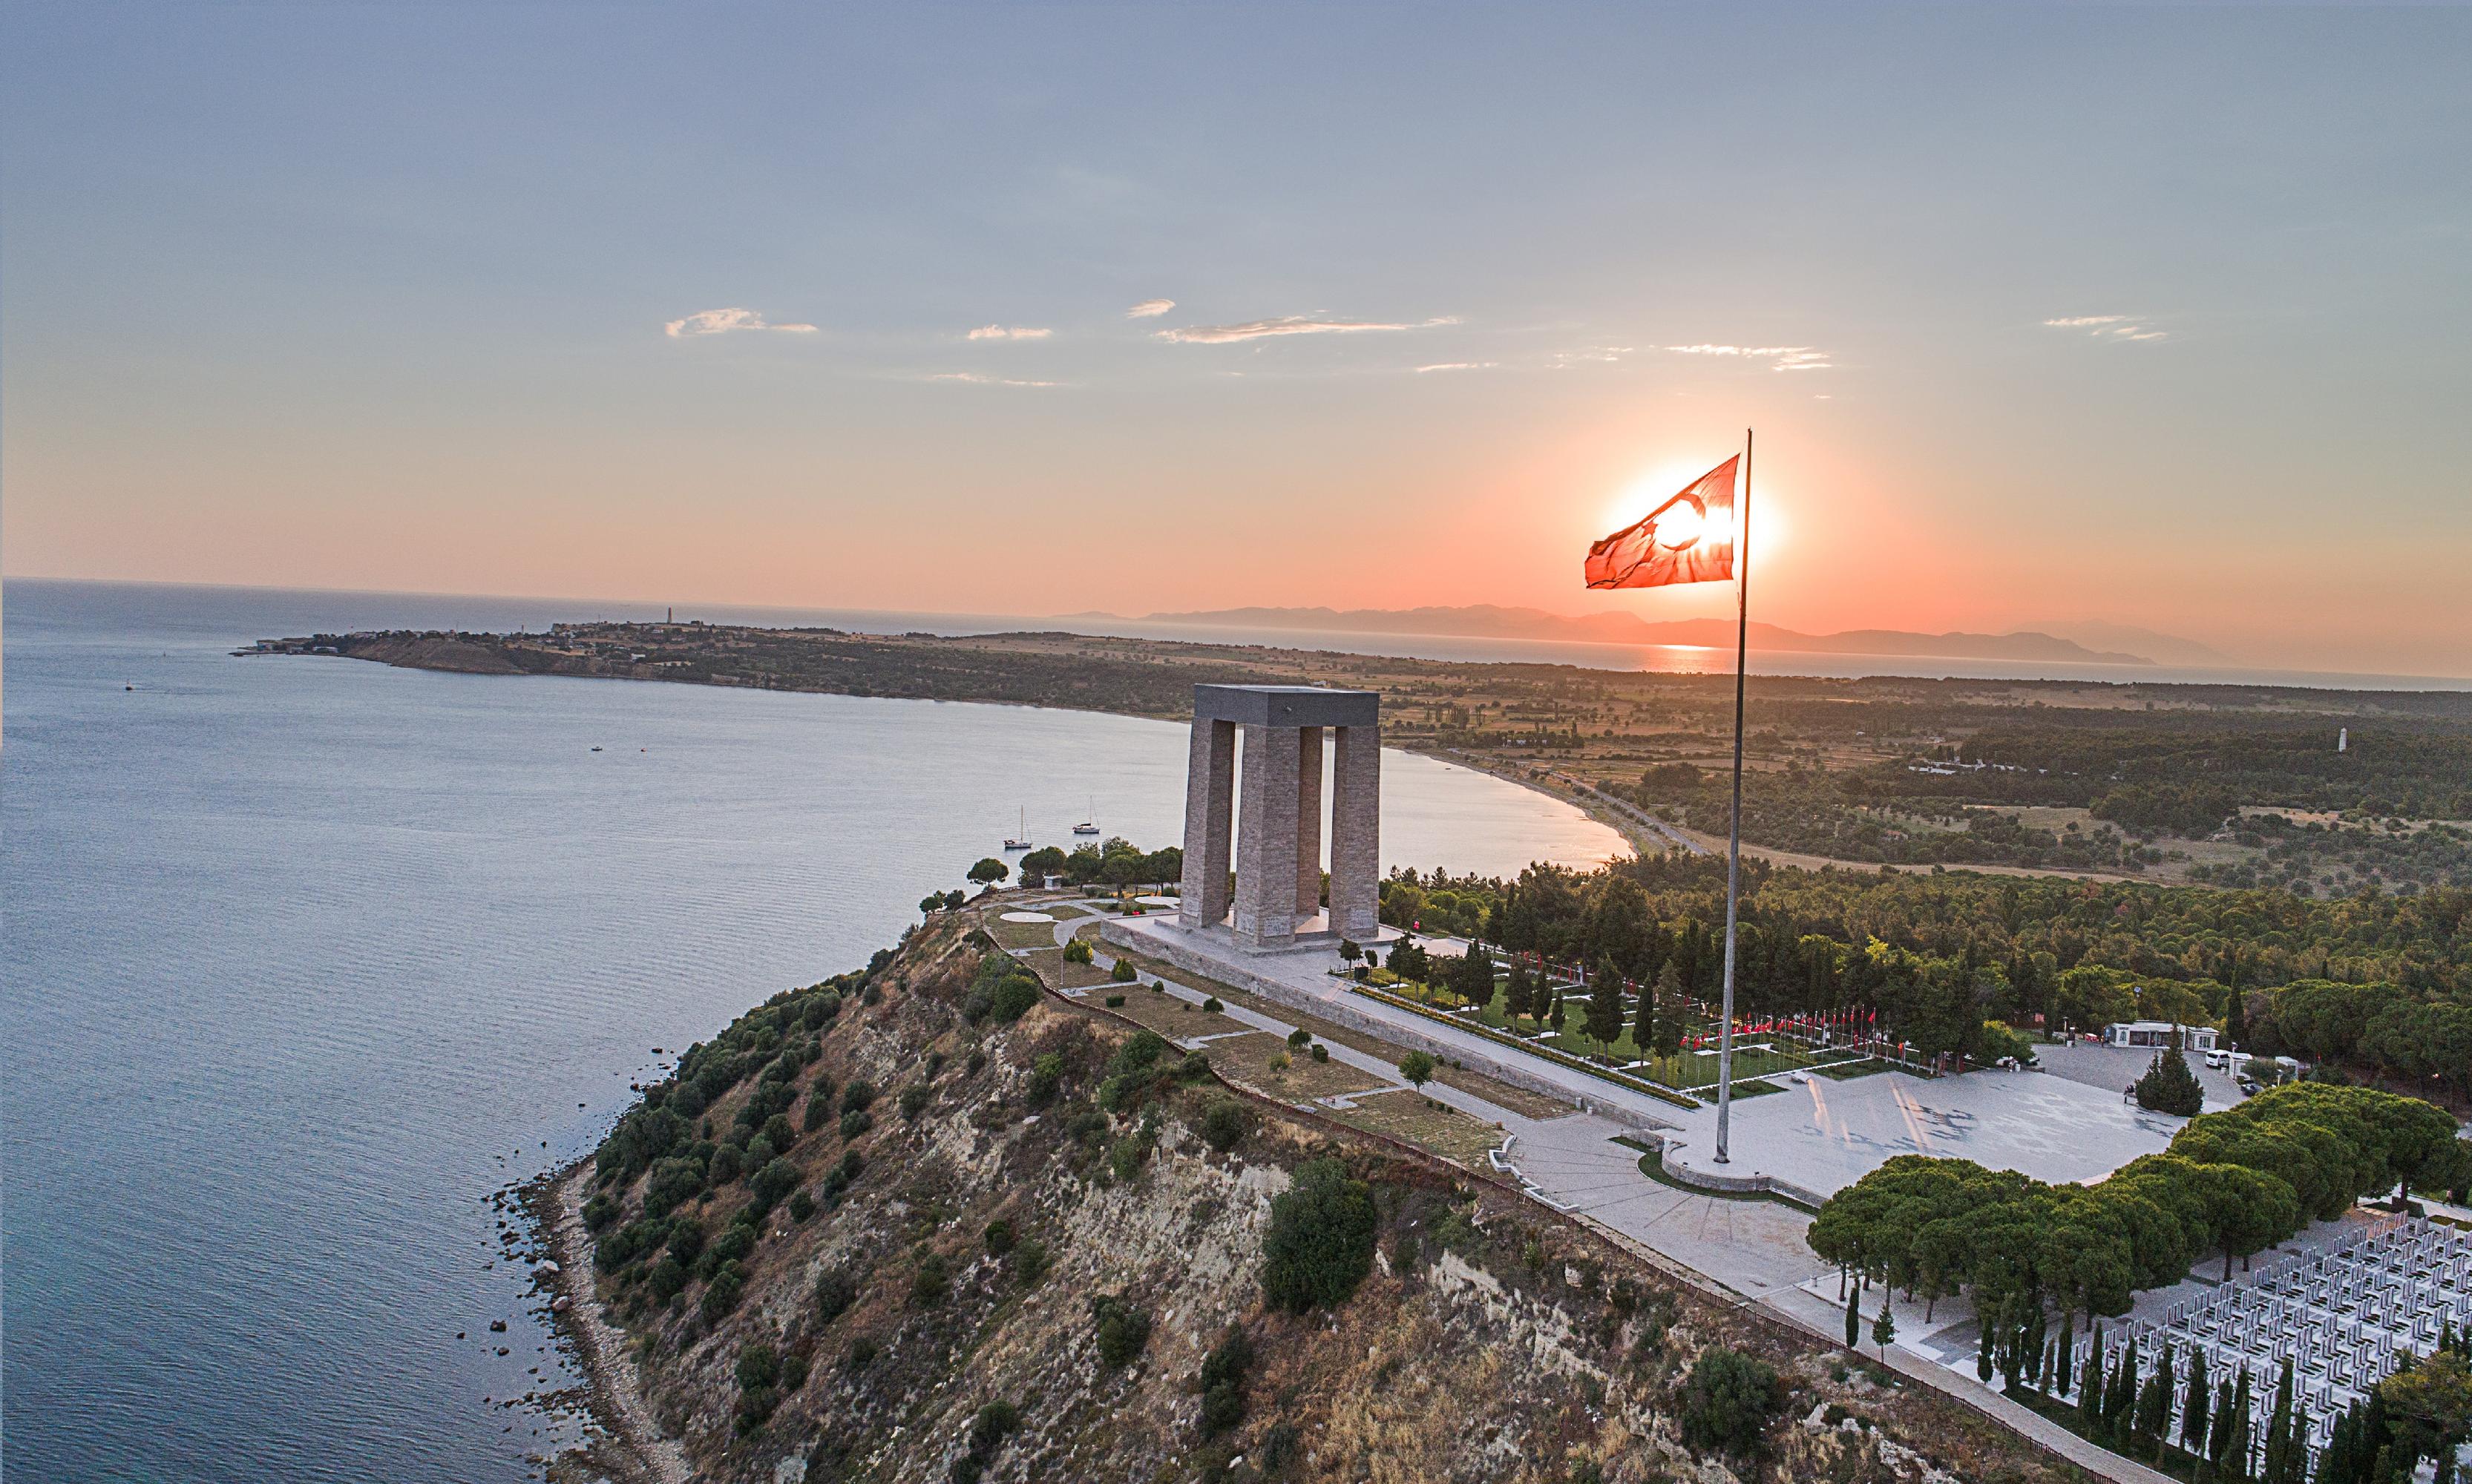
(528, 1162, 693, 1484)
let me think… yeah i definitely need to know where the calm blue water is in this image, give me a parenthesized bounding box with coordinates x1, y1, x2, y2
(0, 578, 1619, 1484)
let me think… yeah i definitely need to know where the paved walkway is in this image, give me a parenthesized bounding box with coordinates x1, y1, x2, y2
(991, 893, 2177, 1484)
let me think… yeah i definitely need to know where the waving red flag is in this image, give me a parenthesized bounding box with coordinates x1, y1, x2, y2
(1584, 456, 1738, 589)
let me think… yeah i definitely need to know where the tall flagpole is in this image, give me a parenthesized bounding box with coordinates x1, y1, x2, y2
(1714, 427, 1751, 1164)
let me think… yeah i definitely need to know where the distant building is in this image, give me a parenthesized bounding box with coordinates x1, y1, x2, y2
(2102, 1020, 2217, 1052)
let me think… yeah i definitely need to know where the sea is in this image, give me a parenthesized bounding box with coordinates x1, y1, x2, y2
(0, 578, 1623, 1484)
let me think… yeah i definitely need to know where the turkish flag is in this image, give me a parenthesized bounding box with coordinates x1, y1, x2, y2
(1584, 456, 1738, 589)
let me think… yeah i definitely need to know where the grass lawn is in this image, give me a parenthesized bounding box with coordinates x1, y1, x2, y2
(1813, 1057, 1892, 1080)
(1091, 981, 1222, 1040)
(1208, 1032, 1393, 1103)
(1101, 946, 1578, 1120)
(983, 917, 1065, 951)
(1614, 1137, 1814, 1209)
(1380, 976, 1819, 1091)
(1331, 1089, 1506, 1167)
(1028, 956, 1117, 993)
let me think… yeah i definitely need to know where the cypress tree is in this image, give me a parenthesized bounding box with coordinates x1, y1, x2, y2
(1583, 959, 1626, 1051)
(1846, 1286, 1861, 1350)
(2080, 1326, 2105, 1425)
(2183, 1346, 2213, 1458)
(1504, 962, 1531, 1027)
(2139, 1348, 2176, 1457)
(1978, 1307, 1996, 1383)
(2057, 1313, 2076, 1399)
(2263, 1359, 2295, 1484)
(2224, 1370, 2255, 1484)
(2108, 1335, 2142, 1442)
(2211, 1378, 2240, 1480)
(1635, 965, 1656, 1054)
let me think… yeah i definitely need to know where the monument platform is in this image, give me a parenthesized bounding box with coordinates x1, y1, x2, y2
(1100, 913, 1686, 1135)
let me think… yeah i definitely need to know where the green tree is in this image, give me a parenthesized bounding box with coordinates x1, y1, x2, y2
(1583, 959, 1627, 1051)
(1259, 1158, 1378, 1313)
(968, 857, 1011, 887)
(1397, 1051, 1436, 1090)
(1845, 1287, 1861, 1350)
(2136, 1040, 2206, 1117)
(1872, 1293, 1897, 1359)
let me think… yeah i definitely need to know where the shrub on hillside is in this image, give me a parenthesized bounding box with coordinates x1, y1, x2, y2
(1679, 1347, 1784, 1458)
(1260, 1158, 1378, 1313)
(1198, 1094, 1250, 1152)
(1090, 1294, 1152, 1369)
(814, 1267, 856, 1322)
(1197, 1324, 1254, 1439)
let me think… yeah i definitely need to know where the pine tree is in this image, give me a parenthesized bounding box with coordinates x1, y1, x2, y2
(1872, 1292, 1897, 1359)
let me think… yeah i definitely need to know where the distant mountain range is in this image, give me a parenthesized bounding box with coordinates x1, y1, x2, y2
(1074, 604, 2184, 666)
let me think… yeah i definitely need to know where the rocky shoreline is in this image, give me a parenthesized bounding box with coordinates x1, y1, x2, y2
(528, 1163, 693, 1484)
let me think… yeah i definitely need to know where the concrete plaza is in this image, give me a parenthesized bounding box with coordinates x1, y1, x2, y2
(1662, 1063, 2188, 1202)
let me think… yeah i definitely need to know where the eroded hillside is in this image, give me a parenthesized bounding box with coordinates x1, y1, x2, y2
(552, 913, 2093, 1484)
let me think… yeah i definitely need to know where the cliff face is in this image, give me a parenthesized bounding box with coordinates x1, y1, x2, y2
(562, 915, 2085, 1484)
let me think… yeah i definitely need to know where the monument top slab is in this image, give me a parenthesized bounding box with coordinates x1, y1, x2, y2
(1192, 683, 1378, 729)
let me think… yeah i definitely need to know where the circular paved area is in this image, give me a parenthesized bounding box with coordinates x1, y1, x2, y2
(998, 910, 1056, 923)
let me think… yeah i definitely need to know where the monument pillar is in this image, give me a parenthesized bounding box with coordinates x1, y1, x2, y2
(1233, 724, 1302, 949)
(1329, 723, 1380, 939)
(1178, 718, 1236, 930)
(1178, 683, 1377, 951)
(1294, 726, 1324, 920)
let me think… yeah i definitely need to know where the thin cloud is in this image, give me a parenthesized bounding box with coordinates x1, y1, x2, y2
(1124, 298, 1176, 318)
(965, 324, 1052, 341)
(927, 371, 1063, 388)
(1415, 361, 1499, 373)
(663, 307, 818, 338)
(2045, 315, 2168, 341)
(1550, 345, 1633, 369)
(1665, 344, 1829, 371)
(1156, 315, 1459, 344)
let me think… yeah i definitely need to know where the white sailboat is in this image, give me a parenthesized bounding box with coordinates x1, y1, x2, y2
(1003, 808, 1031, 850)
(1072, 795, 1100, 835)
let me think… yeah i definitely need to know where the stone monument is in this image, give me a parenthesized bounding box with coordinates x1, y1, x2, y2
(1176, 683, 1380, 950)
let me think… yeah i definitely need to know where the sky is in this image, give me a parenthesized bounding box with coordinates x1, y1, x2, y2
(4, 4, 2468, 676)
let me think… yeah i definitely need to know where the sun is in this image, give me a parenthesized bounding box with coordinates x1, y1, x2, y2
(1599, 457, 1789, 565)
(1655, 499, 1706, 548)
